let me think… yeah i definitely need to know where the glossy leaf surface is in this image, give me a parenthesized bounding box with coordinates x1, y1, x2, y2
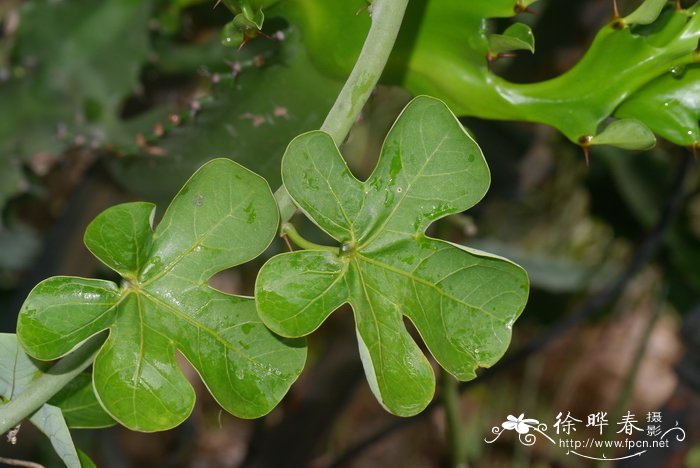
(18, 160, 306, 431)
(615, 66, 700, 146)
(281, 0, 700, 148)
(256, 97, 529, 416)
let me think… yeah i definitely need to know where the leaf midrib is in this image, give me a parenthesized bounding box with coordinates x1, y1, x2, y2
(357, 124, 449, 249)
(136, 288, 266, 367)
(139, 192, 253, 287)
(356, 254, 506, 323)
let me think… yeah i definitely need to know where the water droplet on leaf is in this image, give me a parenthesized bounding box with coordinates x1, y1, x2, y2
(669, 65, 686, 78)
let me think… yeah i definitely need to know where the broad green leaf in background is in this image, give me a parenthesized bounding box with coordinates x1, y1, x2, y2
(110, 27, 342, 204)
(17, 159, 306, 431)
(0, 0, 154, 209)
(256, 97, 529, 416)
(466, 239, 621, 294)
(282, 0, 700, 149)
(0, 334, 106, 468)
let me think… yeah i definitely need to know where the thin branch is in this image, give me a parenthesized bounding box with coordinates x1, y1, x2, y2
(328, 154, 695, 467)
(0, 457, 44, 468)
(441, 369, 468, 468)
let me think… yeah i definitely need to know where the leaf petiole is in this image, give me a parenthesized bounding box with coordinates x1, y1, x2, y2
(280, 223, 338, 253)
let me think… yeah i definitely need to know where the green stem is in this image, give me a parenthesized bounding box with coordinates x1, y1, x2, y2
(281, 222, 337, 252)
(274, 0, 410, 223)
(0, 333, 105, 435)
(441, 369, 468, 468)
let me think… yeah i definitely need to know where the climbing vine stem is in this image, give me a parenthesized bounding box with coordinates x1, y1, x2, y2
(274, 0, 411, 223)
(0, 333, 105, 435)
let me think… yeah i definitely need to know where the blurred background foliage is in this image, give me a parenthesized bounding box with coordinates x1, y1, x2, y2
(1, 0, 699, 466)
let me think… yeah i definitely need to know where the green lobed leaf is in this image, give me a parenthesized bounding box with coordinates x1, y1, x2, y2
(82, 202, 155, 279)
(488, 23, 535, 55)
(18, 159, 306, 432)
(256, 97, 529, 416)
(590, 119, 657, 150)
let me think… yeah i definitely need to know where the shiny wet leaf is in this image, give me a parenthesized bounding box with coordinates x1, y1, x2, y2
(256, 97, 529, 416)
(17, 160, 306, 431)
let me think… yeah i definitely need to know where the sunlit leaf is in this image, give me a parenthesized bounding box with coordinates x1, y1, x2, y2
(18, 159, 306, 431)
(256, 97, 528, 416)
(284, 0, 700, 147)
